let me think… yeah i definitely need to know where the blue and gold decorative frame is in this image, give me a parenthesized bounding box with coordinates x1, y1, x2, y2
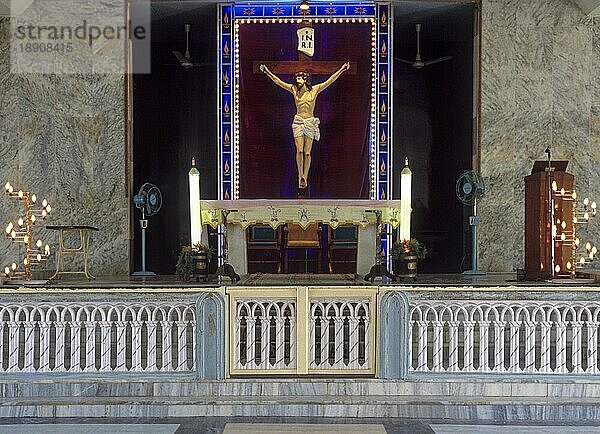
(217, 1, 392, 203)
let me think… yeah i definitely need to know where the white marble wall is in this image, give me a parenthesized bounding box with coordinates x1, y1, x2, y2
(479, 0, 600, 271)
(0, 13, 128, 276)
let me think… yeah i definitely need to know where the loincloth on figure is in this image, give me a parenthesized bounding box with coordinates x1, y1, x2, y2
(292, 115, 320, 141)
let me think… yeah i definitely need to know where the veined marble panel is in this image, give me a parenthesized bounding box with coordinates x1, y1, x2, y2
(551, 110, 590, 152)
(552, 26, 592, 113)
(481, 27, 517, 112)
(515, 0, 592, 29)
(481, 65, 517, 112)
(591, 106, 600, 159)
(482, 0, 518, 30)
(514, 26, 553, 72)
(0, 19, 9, 65)
(514, 72, 553, 112)
(514, 28, 553, 111)
(481, 1, 599, 272)
(593, 18, 600, 105)
(480, 110, 516, 177)
(0, 15, 128, 276)
(478, 204, 520, 272)
(514, 110, 553, 158)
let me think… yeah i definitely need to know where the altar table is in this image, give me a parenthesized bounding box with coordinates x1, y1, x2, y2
(199, 200, 406, 276)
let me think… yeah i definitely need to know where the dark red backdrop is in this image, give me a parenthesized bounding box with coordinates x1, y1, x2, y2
(238, 22, 372, 199)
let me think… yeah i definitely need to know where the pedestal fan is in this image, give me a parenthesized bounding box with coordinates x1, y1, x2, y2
(456, 170, 486, 275)
(132, 182, 162, 276)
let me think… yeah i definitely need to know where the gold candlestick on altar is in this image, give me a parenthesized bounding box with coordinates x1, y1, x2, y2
(3, 182, 52, 280)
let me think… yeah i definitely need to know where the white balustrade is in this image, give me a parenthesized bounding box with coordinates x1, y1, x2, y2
(234, 300, 296, 371)
(232, 296, 372, 373)
(0, 303, 196, 373)
(310, 299, 371, 371)
(409, 301, 600, 375)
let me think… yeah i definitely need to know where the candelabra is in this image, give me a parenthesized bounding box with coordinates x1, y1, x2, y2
(551, 179, 597, 277)
(3, 182, 52, 280)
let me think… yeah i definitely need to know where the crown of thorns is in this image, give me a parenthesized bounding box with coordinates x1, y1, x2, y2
(294, 71, 311, 79)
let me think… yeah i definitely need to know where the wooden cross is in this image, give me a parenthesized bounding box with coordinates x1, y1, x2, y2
(252, 21, 357, 76)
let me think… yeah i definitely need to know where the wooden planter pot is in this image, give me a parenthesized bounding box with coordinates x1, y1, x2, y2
(394, 254, 418, 281)
(193, 251, 210, 280)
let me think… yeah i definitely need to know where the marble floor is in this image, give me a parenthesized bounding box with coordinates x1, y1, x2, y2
(2, 270, 599, 289)
(2, 418, 600, 434)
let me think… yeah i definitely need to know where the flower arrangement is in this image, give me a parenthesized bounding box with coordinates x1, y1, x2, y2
(175, 243, 216, 280)
(391, 238, 427, 261)
(191, 242, 216, 260)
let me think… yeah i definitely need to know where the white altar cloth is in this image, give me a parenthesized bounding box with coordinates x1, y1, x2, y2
(200, 199, 405, 229)
(196, 199, 409, 276)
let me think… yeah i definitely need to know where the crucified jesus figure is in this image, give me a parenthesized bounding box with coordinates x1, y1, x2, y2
(260, 62, 350, 189)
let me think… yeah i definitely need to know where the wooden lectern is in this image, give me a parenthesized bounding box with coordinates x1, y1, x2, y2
(524, 160, 574, 280)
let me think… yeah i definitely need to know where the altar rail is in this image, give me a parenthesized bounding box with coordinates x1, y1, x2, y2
(1, 289, 600, 379)
(402, 298, 600, 376)
(0, 302, 197, 373)
(228, 287, 376, 375)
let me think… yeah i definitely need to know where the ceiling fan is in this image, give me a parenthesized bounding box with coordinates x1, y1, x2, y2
(395, 23, 452, 69)
(170, 24, 210, 69)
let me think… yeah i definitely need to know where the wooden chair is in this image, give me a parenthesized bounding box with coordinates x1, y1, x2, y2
(246, 225, 283, 273)
(282, 223, 322, 273)
(327, 224, 358, 273)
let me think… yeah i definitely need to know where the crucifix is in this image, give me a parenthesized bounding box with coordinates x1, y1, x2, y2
(253, 21, 357, 196)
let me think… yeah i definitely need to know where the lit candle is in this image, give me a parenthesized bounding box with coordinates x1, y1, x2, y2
(399, 157, 412, 241)
(188, 157, 203, 246)
(31, 194, 36, 203)
(18, 190, 23, 199)
(4, 266, 9, 275)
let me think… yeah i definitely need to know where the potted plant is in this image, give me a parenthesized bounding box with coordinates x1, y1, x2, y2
(391, 238, 427, 280)
(176, 243, 215, 281)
